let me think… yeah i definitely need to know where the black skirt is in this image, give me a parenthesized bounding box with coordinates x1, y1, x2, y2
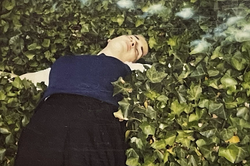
(15, 94, 127, 166)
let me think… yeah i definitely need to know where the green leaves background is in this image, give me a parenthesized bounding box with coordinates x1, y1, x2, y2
(1, 0, 250, 165)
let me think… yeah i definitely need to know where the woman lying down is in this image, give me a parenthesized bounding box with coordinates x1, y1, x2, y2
(2, 34, 150, 166)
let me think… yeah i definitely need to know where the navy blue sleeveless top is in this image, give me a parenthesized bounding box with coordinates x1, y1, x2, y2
(42, 54, 131, 106)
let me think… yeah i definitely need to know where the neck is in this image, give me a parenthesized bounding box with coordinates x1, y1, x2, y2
(98, 48, 123, 62)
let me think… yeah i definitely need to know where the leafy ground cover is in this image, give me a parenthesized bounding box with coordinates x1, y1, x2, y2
(1, 0, 250, 165)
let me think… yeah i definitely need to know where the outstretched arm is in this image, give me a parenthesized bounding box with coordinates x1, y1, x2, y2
(0, 62, 151, 86)
(124, 62, 151, 72)
(19, 68, 50, 86)
(0, 68, 50, 86)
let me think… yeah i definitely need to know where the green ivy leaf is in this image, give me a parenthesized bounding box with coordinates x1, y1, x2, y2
(225, 100, 238, 109)
(208, 69, 220, 77)
(198, 99, 209, 108)
(240, 135, 250, 145)
(145, 106, 157, 119)
(208, 101, 227, 120)
(176, 130, 195, 147)
(196, 139, 210, 147)
(170, 100, 185, 116)
(190, 64, 206, 78)
(139, 122, 156, 135)
(164, 133, 176, 146)
(146, 66, 167, 83)
(0, 91, 6, 101)
(156, 95, 168, 103)
(21, 115, 29, 127)
(143, 154, 158, 166)
(44, 50, 53, 61)
(151, 139, 167, 150)
(27, 43, 36, 51)
(11, 77, 24, 89)
(134, 105, 157, 120)
(0, 127, 10, 134)
(131, 137, 144, 150)
(2, 0, 16, 10)
(112, 77, 132, 96)
(229, 116, 250, 130)
(5, 133, 14, 145)
(118, 99, 130, 119)
(211, 46, 223, 60)
(42, 39, 50, 48)
(11, 77, 23, 89)
(0, 10, 12, 19)
(111, 15, 124, 26)
(200, 129, 217, 138)
(221, 74, 237, 88)
(126, 148, 140, 166)
(219, 127, 237, 141)
(243, 71, 250, 82)
(234, 145, 249, 163)
(242, 82, 250, 96)
(148, 36, 156, 49)
(187, 82, 202, 101)
(167, 36, 178, 47)
(23, 51, 35, 60)
(0, 149, 6, 161)
(188, 113, 199, 122)
(80, 24, 89, 33)
(236, 107, 249, 121)
(230, 51, 247, 71)
(204, 78, 220, 89)
(144, 90, 160, 100)
(219, 144, 248, 163)
(188, 155, 198, 166)
(199, 145, 216, 162)
(135, 19, 144, 27)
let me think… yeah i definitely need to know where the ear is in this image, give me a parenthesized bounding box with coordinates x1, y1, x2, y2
(107, 39, 111, 43)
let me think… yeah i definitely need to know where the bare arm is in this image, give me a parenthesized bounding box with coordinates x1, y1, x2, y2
(124, 62, 152, 72)
(0, 68, 50, 86)
(19, 68, 50, 86)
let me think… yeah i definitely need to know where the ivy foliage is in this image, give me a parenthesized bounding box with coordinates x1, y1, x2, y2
(1, 0, 250, 165)
(0, 73, 45, 165)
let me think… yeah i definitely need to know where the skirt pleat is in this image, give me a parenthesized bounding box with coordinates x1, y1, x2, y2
(15, 94, 126, 166)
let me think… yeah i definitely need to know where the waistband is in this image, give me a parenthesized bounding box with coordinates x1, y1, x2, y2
(43, 93, 118, 110)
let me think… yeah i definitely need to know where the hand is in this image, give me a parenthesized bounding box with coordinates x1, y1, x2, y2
(124, 62, 152, 72)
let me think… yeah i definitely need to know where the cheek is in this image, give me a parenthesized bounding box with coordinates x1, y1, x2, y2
(129, 52, 138, 62)
(111, 43, 126, 53)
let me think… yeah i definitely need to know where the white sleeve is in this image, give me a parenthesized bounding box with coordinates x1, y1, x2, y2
(19, 68, 51, 86)
(124, 62, 152, 72)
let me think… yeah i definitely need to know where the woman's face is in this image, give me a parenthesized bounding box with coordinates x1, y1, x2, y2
(107, 35, 148, 62)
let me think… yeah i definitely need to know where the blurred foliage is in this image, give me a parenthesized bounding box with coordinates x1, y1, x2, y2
(1, 0, 250, 165)
(0, 73, 45, 165)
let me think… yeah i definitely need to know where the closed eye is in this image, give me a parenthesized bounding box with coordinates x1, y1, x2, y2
(134, 35, 144, 56)
(134, 35, 139, 40)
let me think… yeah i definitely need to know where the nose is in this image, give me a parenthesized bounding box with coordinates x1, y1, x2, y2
(129, 36, 136, 47)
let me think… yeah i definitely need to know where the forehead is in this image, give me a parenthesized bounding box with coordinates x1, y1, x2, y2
(136, 35, 149, 56)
